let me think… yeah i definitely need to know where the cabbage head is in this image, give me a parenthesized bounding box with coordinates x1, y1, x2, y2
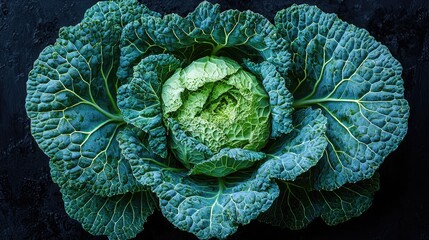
(25, 1, 409, 239)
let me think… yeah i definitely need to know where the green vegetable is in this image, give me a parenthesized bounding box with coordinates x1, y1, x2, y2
(26, 1, 409, 239)
(162, 56, 271, 172)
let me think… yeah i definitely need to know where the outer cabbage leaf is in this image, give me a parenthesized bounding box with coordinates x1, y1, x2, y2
(118, 13, 197, 84)
(83, 0, 160, 28)
(60, 185, 156, 240)
(118, 127, 279, 240)
(190, 148, 266, 177)
(276, 4, 409, 190)
(153, 171, 279, 240)
(168, 119, 214, 168)
(117, 54, 181, 158)
(211, 9, 275, 50)
(245, 60, 294, 138)
(258, 108, 328, 181)
(117, 126, 176, 186)
(26, 18, 144, 196)
(119, 1, 289, 78)
(259, 173, 379, 229)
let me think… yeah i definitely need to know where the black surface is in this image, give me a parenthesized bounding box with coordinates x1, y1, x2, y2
(1, 0, 428, 239)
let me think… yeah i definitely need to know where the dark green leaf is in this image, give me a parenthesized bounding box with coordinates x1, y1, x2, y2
(259, 108, 327, 181)
(245, 60, 294, 138)
(26, 19, 143, 196)
(276, 4, 409, 190)
(259, 173, 379, 229)
(153, 170, 279, 240)
(61, 185, 156, 240)
(117, 54, 181, 158)
(190, 148, 266, 177)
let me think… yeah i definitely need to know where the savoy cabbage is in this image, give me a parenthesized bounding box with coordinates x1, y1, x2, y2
(25, 0, 409, 239)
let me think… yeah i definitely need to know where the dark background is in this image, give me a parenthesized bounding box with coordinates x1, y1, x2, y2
(1, 0, 428, 239)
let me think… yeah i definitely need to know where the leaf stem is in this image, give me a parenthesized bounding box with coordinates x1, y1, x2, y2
(293, 97, 360, 108)
(211, 45, 224, 55)
(85, 100, 123, 122)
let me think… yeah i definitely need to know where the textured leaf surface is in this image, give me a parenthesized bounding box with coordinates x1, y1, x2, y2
(168, 119, 214, 169)
(190, 148, 266, 177)
(162, 56, 241, 115)
(276, 4, 409, 190)
(259, 108, 328, 181)
(25, 18, 144, 196)
(162, 56, 271, 169)
(117, 126, 176, 187)
(25, 1, 409, 239)
(86, 0, 160, 83)
(245, 60, 294, 138)
(153, 171, 279, 240)
(119, 1, 288, 77)
(119, 128, 279, 240)
(83, 0, 159, 28)
(61, 185, 156, 240)
(259, 174, 379, 229)
(117, 54, 181, 158)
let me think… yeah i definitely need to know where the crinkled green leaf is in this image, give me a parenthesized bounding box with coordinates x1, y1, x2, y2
(276, 4, 409, 190)
(60, 185, 156, 240)
(186, 1, 220, 37)
(162, 56, 241, 115)
(167, 119, 214, 168)
(245, 60, 294, 138)
(190, 148, 266, 177)
(119, 1, 288, 78)
(262, 37, 292, 81)
(163, 56, 271, 159)
(88, 0, 161, 84)
(212, 9, 274, 49)
(153, 171, 279, 240)
(117, 54, 181, 158)
(83, 0, 160, 27)
(117, 126, 176, 187)
(259, 173, 379, 229)
(259, 108, 328, 181)
(26, 0, 153, 197)
(118, 4, 209, 83)
(25, 19, 144, 196)
(118, 127, 279, 240)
